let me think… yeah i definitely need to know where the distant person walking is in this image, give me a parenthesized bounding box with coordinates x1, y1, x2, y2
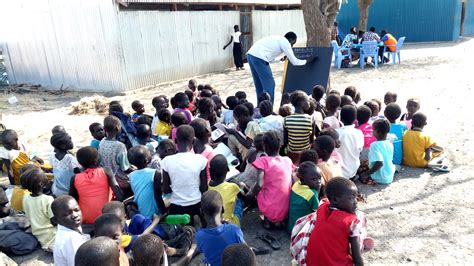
(247, 32, 314, 104)
(223, 25, 244, 70)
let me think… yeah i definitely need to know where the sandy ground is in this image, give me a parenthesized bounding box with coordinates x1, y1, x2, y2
(1, 38, 474, 265)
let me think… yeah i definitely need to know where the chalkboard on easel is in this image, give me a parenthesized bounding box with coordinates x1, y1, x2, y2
(282, 47, 333, 95)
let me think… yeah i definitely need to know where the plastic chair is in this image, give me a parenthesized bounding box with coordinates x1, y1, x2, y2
(383, 36, 406, 64)
(359, 40, 379, 69)
(331, 40, 352, 69)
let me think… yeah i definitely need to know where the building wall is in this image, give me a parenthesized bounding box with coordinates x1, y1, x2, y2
(464, 0, 474, 36)
(117, 10, 239, 90)
(1, 0, 127, 91)
(337, 0, 463, 42)
(252, 10, 307, 46)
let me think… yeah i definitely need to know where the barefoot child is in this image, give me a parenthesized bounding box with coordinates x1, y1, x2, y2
(287, 161, 322, 233)
(401, 98, 420, 130)
(360, 119, 395, 184)
(50, 132, 81, 196)
(52, 195, 90, 266)
(22, 167, 56, 251)
(306, 178, 371, 266)
(384, 103, 407, 166)
(336, 106, 364, 179)
(196, 191, 245, 266)
(251, 131, 293, 228)
(356, 105, 375, 162)
(89, 123, 105, 150)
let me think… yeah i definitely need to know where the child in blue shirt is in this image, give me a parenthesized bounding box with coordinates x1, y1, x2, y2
(89, 123, 105, 150)
(360, 119, 395, 184)
(127, 145, 165, 217)
(384, 103, 407, 166)
(196, 190, 245, 266)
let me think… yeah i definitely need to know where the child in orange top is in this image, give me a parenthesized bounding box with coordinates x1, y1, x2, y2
(402, 112, 445, 169)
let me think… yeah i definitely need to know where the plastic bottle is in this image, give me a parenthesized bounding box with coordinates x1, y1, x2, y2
(164, 214, 191, 225)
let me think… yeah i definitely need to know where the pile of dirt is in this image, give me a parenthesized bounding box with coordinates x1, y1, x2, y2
(69, 95, 110, 115)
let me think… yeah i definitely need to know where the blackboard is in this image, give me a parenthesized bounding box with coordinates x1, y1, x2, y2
(282, 47, 333, 95)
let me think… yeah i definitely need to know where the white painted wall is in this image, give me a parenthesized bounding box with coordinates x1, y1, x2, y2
(252, 10, 307, 46)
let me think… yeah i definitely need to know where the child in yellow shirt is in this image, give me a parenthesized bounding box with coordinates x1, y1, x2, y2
(155, 109, 172, 138)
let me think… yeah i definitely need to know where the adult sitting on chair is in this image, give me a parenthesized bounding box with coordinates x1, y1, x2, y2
(380, 30, 398, 63)
(342, 26, 360, 60)
(362, 27, 382, 64)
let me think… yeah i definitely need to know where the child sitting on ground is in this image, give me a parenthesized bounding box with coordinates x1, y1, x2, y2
(365, 100, 384, 123)
(52, 195, 90, 266)
(384, 91, 397, 105)
(299, 149, 319, 165)
(319, 128, 343, 163)
(311, 85, 326, 117)
(254, 92, 271, 119)
(50, 132, 81, 196)
(184, 89, 196, 115)
(136, 124, 158, 156)
(209, 155, 246, 227)
(69, 146, 124, 224)
(360, 119, 395, 184)
(131, 100, 145, 123)
(99, 116, 131, 191)
(155, 109, 172, 138)
(132, 234, 167, 266)
(149, 139, 176, 170)
(22, 167, 56, 251)
(284, 91, 314, 165)
(161, 125, 208, 224)
(128, 146, 165, 218)
(211, 95, 225, 120)
(340, 95, 354, 107)
(235, 91, 247, 104)
(306, 177, 371, 266)
(75, 237, 121, 266)
(0, 129, 45, 185)
(9, 164, 36, 212)
(191, 118, 216, 181)
(323, 94, 342, 129)
(151, 95, 169, 135)
(403, 112, 445, 169)
(401, 98, 420, 130)
(384, 103, 407, 166)
(196, 191, 245, 266)
(89, 122, 105, 150)
(314, 135, 343, 185)
(336, 106, 364, 179)
(251, 131, 293, 228)
(344, 86, 358, 101)
(357, 105, 376, 162)
(258, 100, 284, 143)
(287, 161, 322, 233)
(170, 112, 188, 144)
(223, 96, 240, 125)
(197, 97, 217, 127)
(222, 243, 257, 266)
(173, 92, 193, 124)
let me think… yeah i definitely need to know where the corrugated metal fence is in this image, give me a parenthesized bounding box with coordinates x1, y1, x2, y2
(464, 0, 474, 36)
(252, 10, 306, 45)
(1, 0, 127, 91)
(337, 0, 462, 42)
(118, 11, 239, 90)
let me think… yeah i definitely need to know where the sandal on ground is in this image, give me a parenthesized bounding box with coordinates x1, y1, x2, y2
(251, 246, 272, 255)
(432, 165, 451, 172)
(257, 230, 281, 250)
(363, 237, 375, 252)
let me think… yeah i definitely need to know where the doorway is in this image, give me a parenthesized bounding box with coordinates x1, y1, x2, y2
(239, 6, 252, 62)
(460, 1, 466, 36)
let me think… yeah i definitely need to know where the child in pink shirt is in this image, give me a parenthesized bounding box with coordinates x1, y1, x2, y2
(251, 131, 293, 228)
(357, 105, 376, 162)
(320, 128, 343, 163)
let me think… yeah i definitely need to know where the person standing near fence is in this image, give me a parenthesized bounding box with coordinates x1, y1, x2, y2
(223, 25, 244, 71)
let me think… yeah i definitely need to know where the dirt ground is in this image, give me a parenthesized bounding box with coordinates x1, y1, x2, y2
(1, 38, 474, 265)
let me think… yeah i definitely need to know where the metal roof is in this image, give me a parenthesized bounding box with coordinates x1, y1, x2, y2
(117, 0, 301, 5)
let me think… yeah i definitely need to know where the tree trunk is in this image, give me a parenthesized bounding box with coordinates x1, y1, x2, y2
(301, 0, 341, 47)
(358, 0, 373, 31)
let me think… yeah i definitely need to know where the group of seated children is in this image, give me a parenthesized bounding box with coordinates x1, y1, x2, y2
(0, 80, 446, 266)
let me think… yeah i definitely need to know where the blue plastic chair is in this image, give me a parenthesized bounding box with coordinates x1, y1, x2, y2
(331, 40, 352, 69)
(383, 37, 406, 64)
(359, 41, 379, 69)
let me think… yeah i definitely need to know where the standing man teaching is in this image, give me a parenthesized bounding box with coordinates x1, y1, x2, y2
(247, 32, 314, 104)
(223, 25, 244, 70)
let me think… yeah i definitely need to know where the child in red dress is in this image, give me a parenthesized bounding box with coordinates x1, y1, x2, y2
(306, 177, 372, 266)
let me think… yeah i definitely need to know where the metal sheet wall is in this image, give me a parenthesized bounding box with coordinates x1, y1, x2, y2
(252, 10, 306, 46)
(464, 0, 474, 36)
(1, 0, 127, 92)
(336, 0, 462, 42)
(117, 11, 239, 90)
